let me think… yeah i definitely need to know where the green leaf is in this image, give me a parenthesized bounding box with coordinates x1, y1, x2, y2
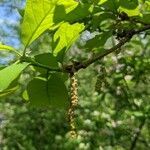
(91, 12, 116, 30)
(100, 0, 119, 12)
(17, 8, 25, 17)
(21, 0, 77, 47)
(0, 65, 6, 70)
(64, 3, 92, 23)
(119, 7, 140, 16)
(0, 43, 21, 56)
(53, 22, 85, 59)
(22, 90, 29, 101)
(26, 74, 69, 108)
(0, 86, 19, 99)
(0, 44, 15, 51)
(21, 0, 56, 46)
(34, 53, 59, 74)
(0, 62, 29, 92)
(119, 0, 138, 9)
(55, 72, 69, 82)
(119, 0, 140, 16)
(137, 13, 150, 24)
(53, 3, 92, 24)
(98, 0, 107, 5)
(85, 31, 112, 51)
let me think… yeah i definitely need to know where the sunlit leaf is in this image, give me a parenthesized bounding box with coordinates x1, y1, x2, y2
(21, 0, 77, 47)
(119, 0, 140, 16)
(119, 7, 141, 16)
(22, 90, 29, 101)
(53, 22, 85, 59)
(98, 0, 107, 5)
(0, 86, 19, 99)
(0, 62, 29, 92)
(0, 43, 21, 56)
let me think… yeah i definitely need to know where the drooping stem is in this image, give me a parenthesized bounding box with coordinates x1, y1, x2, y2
(68, 73, 78, 138)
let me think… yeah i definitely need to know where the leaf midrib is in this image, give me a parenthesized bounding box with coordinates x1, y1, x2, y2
(24, 1, 55, 48)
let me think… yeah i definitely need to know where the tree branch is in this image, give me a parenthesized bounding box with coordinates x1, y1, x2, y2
(20, 56, 62, 72)
(66, 24, 150, 72)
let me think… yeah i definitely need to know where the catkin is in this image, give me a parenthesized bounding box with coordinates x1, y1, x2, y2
(68, 73, 78, 138)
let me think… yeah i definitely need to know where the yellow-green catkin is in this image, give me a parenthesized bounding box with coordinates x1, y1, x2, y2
(68, 73, 78, 138)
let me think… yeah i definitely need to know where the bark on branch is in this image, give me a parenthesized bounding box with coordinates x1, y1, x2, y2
(65, 25, 150, 72)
